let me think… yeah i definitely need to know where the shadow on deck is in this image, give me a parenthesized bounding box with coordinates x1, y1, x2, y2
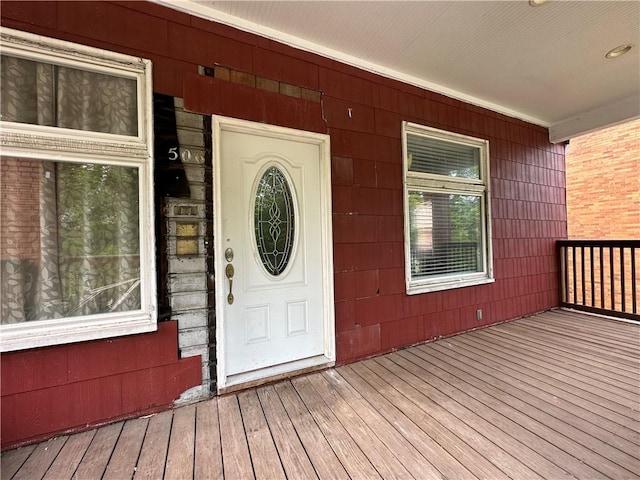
(2, 309, 639, 479)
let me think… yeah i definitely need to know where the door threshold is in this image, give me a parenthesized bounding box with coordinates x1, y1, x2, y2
(218, 356, 335, 395)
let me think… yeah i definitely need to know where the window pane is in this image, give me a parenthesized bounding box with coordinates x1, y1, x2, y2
(407, 132, 480, 179)
(409, 191, 483, 279)
(0, 55, 138, 136)
(1, 157, 141, 323)
(254, 166, 296, 276)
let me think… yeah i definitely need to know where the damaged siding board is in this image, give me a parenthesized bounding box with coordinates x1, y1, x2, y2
(169, 273, 207, 293)
(165, 97, 212, 397)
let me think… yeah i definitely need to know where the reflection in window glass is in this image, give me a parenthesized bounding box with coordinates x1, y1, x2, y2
(409, 191, 482, 278)
(1, 157, 140, 323)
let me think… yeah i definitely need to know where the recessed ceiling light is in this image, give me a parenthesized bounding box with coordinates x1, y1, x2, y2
(606, 44, 634, 59)
(529, 0, 549, 6)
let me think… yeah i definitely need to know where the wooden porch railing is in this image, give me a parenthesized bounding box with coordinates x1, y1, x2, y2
(558, 240, 640, 321)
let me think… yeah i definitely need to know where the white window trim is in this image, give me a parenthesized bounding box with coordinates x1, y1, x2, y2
(0, 27, 156, 351)
(402, 121, 494, 295)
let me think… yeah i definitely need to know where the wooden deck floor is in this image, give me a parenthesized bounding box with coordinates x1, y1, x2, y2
(3, 309, 639, 479)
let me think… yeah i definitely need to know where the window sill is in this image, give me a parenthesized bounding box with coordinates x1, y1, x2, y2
(0, 312, 157, 352)
(407, 276, 495, 295)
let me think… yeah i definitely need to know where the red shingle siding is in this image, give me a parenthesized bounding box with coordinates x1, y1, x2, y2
(1, 0, 567, 444)
(566, 119, 640, 239)
(1, 322, 201, 450)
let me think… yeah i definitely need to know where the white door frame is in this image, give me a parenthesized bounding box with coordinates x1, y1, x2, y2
(212, 115, 335, 392)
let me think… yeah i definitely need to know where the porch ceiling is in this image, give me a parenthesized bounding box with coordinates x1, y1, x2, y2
(157, 0, 639, 143)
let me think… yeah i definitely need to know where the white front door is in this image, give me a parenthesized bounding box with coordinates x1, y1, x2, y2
(213, 116, 335, 391)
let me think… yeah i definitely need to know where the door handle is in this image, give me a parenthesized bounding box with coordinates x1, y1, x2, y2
(225, 263, 235, 305)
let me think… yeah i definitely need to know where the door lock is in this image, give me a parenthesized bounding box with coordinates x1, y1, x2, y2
(225, 263, 235, 305)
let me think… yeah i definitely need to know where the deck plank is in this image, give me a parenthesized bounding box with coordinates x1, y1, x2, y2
(360, 359, 543, 480)
(317, 369, 446, 479)
(133, 410, 173, 480)
(492, 322, 640, 376)
(290, 373, 382, 480)
(558, 309, 639, 329)
(382, 353, 578, 480)
(194, 399, 223, 480)
(426, 338, 640, 457)
(218, 394, 254, 479)
(301, 372, 413, 480)
(13, 436, 67, 480)
(400, 347, 636, 479)
(42, 430, 95, 480)
(511, 318, 640, 362)
(0, 444, 36, 479)
(164, 404, 196, 479)
(522, 311, 640, 348)
(256, 385, 319, 480)
(103, 416, 149, 480)
(544, 313, 640, 342)
(74, 421, 124, 479)
(469, 328, 639, 406)
(274, 380, 350, 480)
(338, 364, 506, 480)
(484, 328, 640, 386)
(453, 331, 640, 431)
(448, 334, 640, 445)
(508, 321, 639, 366)
(238, 389, 286, 480)
(370, 358, 544, 479)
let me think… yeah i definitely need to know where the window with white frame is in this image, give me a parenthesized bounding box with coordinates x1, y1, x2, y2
(403, 122, 493, 294)
(0, 28, 156, 351)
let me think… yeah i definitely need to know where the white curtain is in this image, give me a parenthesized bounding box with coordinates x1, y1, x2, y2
(1, 56, 140, 323)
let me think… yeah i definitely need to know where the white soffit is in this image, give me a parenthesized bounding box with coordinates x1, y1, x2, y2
(158, 1, 640, 143)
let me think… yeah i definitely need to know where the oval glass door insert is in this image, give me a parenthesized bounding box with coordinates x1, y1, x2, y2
(254, 166, 295, 276)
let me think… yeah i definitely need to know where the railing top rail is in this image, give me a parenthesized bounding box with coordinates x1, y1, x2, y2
(557, 239, 640, 248)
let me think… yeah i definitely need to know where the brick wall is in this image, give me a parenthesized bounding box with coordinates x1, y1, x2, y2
(564, 119, 639, 315)
(0, 159, 41, 262)
(566, 119, 640, 239)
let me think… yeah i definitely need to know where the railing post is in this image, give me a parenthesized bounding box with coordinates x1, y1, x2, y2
(589, 245, 595, 307)
(609, 247, 615, 311)
(632, 246, 637, 314)
(620, 248, 626, 312)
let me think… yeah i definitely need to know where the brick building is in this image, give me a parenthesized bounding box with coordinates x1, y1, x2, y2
(562, 119, 639, 315)
(566, 119, 640, 239)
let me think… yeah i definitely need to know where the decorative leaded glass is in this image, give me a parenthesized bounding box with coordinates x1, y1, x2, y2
(254, 166, 295, 276)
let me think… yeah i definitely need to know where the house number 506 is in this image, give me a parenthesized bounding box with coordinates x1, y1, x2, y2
(168, 147, 204, 163)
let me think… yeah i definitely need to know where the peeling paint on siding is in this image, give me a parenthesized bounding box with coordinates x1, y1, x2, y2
(165, 97, 213, 402)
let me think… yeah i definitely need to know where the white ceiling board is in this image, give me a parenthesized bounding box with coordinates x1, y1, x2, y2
(549, 93, 640, 143)
(158, 0, 640, 141)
